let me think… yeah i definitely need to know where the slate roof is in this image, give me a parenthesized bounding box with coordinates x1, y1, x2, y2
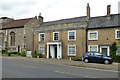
(88, 14, 120, 29)
(39, 16, 86, 27)
(3, 18, 33, 29)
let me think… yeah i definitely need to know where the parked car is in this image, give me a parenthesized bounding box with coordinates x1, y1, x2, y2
(84, 52, 113, 64)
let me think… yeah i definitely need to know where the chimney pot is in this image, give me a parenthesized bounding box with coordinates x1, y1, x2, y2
(87, 3, 90, 18)
(107, 5, 111, 17)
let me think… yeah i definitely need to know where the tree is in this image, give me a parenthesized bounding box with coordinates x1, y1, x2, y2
(110, 42, 118, 56)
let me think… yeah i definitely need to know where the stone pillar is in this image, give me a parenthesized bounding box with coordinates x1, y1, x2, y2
(47, 44, 49, 58)
(57, 44, 60, 59)
(59, 44, 62, 59)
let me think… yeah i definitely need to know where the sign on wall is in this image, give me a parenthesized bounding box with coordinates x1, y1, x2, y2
(26, 51, 32, 57)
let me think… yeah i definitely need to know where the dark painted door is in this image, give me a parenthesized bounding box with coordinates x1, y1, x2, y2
(18, 46, 20, 53)
(55, 46, 57, 58)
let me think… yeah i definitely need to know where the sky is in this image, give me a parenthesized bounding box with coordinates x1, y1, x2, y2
(0, 0, 119, 22)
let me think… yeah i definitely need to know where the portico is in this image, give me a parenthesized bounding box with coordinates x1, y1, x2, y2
(47, 41, 62, 59)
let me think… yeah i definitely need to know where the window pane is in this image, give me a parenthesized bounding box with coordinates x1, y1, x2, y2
(69, 46, 75, 55)
(39, 46, 45, 54)
(117, 31, 120, 39)
(89, 46, 97, 52)
(117, 45, 120, 55)
(54, 33, 58, 40)
(90, 33, 97, 39)
(69, 31, 75, 40)
(40, 34, 45, 41)
(10, 32, 15, 46)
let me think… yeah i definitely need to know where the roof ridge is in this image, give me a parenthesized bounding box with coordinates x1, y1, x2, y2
(14, 17, 33, 21)
(43, 16, 86, 23)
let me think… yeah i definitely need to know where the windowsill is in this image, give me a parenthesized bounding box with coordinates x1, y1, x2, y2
(115, 38, 120, 40)
(53, 40, 59, 41)
(68, 40, 76, 41)
(88, 39, 98, 41)
(68, 55, 76, 57)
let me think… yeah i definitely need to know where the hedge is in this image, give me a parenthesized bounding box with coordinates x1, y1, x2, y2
(112, 55, 120, 63)
(72, 58, 82, 61)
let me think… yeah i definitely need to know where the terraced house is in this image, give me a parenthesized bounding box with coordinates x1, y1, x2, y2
(0, 14, 43, 53)
(87, 14, 120, 56)
(33, 4, 120, 59)
(33, 4, 89, 59)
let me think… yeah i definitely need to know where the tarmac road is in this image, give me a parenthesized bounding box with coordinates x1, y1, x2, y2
(2, 57, 119, 79)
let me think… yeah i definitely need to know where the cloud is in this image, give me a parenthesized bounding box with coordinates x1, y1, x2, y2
(0, 0, 119, 21)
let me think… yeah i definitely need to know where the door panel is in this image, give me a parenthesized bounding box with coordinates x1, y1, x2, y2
(55, 47, 57, 58)
(102, 48, 107, 56)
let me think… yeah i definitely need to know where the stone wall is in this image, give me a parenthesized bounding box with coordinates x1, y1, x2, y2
(33, 22, 87, 59)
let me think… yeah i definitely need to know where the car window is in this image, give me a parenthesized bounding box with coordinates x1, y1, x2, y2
(94, 52, 102, 56)
(87, 52, 93, 56)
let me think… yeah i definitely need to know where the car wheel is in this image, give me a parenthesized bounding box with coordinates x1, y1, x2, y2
(104, 60, 109, 64)
(84, 59, 89, 63)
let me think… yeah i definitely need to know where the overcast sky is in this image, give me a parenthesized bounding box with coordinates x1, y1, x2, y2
(0, 0, 119, 22)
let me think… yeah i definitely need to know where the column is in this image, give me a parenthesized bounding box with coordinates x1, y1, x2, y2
(60, 44, 62, 59)
(47, 44, 49, 58)
(57, 44, 60, 59)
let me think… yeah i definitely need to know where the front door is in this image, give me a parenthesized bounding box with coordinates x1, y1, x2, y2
(102, 48, 107, 56)
(55, 46, 57, 58)
(100, 46, 109, 56)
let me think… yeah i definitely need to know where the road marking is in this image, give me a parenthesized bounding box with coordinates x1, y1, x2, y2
(54, 70, 95, 78)
(65, 65, 119, 73)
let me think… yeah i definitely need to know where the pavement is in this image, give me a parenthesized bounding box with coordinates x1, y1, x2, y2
(2, 56, 119, 71)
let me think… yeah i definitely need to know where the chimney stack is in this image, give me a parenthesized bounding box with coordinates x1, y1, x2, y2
(87, 3, 90, 18)
(38, 13, 43, 23)
(107, 5, 111, 17)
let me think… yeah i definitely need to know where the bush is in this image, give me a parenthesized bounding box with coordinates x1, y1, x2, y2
(112, 55, 120, 63)
(20, 51, 26, 57)
(38, 54, 43, 58)
(72, 58, 83, 61)
(33, 51, 37, 58)
(110, 42, 118, 56)
(10, 52, 18, 54)
(2, 50, 5, 54)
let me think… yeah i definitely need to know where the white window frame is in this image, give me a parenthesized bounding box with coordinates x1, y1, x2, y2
(88, 45, 98, 52)
(88, 31, 98, 40)
(38, 46, 45, 54)
(39, 33, 45, 42)
(115, 30, 120, 39)
(68, 45, 76, 56)
(68, 30, 76, 41)
(100, 46, 110, 56)
(53, 32, 59, 41)
(117, 45, 120, 55)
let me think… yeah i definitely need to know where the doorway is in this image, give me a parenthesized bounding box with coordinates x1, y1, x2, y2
(18, 46, 20, 53)
(100, 46, 109, 56)
(54, 46, 57, 58)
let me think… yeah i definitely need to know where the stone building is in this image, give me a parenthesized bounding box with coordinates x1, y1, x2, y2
(33, 4, 90, 59)
(33, 4, 120, 59)
(87, 14, 120, 56)
(0, 14, 43, 53)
